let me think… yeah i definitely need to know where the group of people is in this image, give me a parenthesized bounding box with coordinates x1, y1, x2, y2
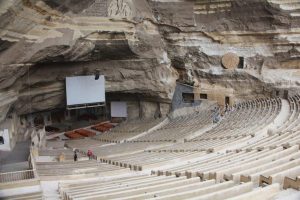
(224, 103, 236, 113)
(73, 149, 93, 161)
(212, 106, 221, 123)
(212, 103, 237, 123)
(225, 103, 246, 113)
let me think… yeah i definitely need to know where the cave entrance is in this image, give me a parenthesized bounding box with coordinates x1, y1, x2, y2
(0, 136, 4, 144)
(225, 96, 230, 105)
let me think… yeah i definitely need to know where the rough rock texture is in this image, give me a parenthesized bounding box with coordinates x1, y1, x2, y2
(0, 0, 299, 121)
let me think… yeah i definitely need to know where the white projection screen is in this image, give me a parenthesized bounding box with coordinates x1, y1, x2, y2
(111, 102, 127, 117)
(66, 75, 105, 106)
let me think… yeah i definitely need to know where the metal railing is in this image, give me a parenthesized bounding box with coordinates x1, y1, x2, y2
(0, 169, 35, 183)
(29, 147, 39, 179)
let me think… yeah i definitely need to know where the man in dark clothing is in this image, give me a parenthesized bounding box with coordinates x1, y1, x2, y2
(74, 151, 78, 162)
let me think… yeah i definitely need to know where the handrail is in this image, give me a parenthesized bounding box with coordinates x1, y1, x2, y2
(29, 146, 39, 179)
(0, 169, 34, 175)
(0, 169, 35, 183)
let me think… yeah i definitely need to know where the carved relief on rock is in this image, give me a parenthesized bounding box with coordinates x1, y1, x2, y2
(221, 52, 239, 69)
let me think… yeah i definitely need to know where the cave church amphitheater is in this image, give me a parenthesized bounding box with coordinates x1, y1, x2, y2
(1, 0, 300, 200)
(3, 97, 300, 199)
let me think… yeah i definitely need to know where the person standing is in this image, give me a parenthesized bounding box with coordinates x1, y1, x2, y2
(74, 151, 78, 162)
(87, 150, 93, 160)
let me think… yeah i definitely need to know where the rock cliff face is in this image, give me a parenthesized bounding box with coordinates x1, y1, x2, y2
(0, 0, 299, 121)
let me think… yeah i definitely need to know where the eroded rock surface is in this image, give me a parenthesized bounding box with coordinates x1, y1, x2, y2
(0, 0, 299, 121)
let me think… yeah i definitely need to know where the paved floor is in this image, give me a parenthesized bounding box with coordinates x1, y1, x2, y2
(0, 140, 30, 172)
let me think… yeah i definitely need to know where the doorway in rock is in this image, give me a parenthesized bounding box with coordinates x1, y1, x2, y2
(225, 96, 230, 105)
(283, 90, 289, 99)
(0, 136, 4, 144)
(237, 57, 244, 69)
